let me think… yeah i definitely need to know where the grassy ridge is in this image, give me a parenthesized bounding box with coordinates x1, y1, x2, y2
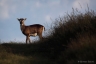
(0, 9, 96, 64)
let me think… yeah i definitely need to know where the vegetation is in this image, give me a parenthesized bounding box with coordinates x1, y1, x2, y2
(0, 9, 96, 64)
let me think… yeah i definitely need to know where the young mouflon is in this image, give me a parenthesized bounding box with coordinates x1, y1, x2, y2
(17, 18, 45, 44)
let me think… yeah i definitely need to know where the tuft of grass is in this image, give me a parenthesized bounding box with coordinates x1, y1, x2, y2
(37, 9, 96, 63)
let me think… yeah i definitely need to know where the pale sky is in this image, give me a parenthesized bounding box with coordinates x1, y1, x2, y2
(0, 0, 96, 42)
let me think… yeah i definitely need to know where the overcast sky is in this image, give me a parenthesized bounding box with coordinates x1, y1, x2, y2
(0, 0, 96, 42)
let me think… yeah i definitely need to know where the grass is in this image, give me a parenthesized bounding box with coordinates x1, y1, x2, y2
(58, 35, 96, 64)
(0, 8, 96, 64)
(0, 45, 30, 64)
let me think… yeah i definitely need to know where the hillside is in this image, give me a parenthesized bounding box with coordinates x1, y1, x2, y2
(0, 9, 96, 64)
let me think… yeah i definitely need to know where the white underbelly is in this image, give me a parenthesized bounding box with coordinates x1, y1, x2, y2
(30, 33, 37, 36)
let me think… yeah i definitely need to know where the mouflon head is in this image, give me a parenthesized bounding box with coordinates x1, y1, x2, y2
(17, 18, 26, 25)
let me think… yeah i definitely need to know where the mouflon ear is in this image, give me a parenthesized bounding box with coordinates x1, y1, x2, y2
(17, 18, 20, 21)
(24, 18, 27, 20)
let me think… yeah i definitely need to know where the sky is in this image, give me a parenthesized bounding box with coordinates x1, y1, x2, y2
(0, 0, 96, 42)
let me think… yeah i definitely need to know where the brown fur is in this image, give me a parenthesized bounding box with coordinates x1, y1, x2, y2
(17, 18, 45, 44)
